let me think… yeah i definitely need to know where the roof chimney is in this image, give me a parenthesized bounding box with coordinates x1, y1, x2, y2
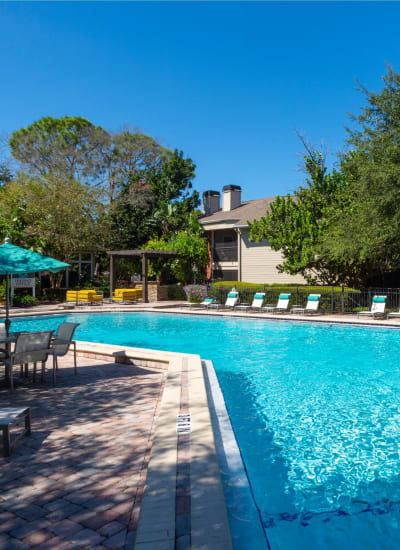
(222, 185, 241, 212)
(203, 190, 220, 216)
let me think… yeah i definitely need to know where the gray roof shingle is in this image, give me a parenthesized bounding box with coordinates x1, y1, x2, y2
(199, 197, 275, 227)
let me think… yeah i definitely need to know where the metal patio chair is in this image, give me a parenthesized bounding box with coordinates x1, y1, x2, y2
(51, 322, 80, 374)
(0, 324, 7, 360)
(4, 331, 55, 391)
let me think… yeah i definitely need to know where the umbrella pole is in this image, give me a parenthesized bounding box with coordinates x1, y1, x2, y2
(5, 273, 10, 336)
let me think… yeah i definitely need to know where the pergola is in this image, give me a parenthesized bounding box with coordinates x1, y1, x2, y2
(106, 249, 179, 303)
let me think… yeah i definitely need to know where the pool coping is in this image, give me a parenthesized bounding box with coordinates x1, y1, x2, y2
(72, 341, 233, 550)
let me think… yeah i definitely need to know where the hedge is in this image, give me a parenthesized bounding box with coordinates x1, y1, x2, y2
(211, 281, 359, 292)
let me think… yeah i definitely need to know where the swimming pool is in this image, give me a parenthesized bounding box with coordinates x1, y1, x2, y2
(8, 312, 400, 550)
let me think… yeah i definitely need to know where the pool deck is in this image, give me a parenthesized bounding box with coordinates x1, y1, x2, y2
(0, 341, 232, 550)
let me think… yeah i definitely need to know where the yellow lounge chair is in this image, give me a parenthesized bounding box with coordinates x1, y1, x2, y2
(112, 288, 143, 303)
(65, 290, 103, 306)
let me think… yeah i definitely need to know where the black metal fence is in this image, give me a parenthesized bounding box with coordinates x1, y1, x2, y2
(208, 286, 400, 314)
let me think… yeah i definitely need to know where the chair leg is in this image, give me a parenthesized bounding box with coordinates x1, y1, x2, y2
(20, 364, 23, 377)
(9, 365, 14, 392)
(25, 409, 31, 436)
(24, 363, 29, 378)
(33, 362, 37, 382)
(52, 353, 57, 386)
(73, 342, 77, 375)
(41, 361, 45, 383)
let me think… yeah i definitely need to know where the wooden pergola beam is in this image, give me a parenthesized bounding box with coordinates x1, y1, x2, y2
(107, 250, 178, 257)
(142, 254, 148, 303)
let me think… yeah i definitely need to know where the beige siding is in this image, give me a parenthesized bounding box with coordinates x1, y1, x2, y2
(240, 229, 306, 284)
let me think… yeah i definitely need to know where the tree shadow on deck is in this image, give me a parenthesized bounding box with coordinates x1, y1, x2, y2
(0, 360, 164, 483)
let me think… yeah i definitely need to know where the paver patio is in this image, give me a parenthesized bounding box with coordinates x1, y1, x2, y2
(0, 354, 166, 549)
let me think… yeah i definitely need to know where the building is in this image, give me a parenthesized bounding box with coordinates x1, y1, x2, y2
(199, 185, 305, 284)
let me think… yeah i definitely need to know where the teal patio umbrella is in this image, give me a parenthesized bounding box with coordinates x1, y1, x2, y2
(0, 238, 70, 333)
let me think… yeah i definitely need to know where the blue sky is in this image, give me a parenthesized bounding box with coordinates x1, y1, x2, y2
(1, 1, 400, 202)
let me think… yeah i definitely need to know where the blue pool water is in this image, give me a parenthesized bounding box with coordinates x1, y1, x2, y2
(7, 312, 400, 550)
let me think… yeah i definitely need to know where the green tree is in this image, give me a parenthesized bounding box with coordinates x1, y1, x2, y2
(9, 116, 106, 181)
(320, 66, 400, 285)
(249, 150, 347, 284)
(9, 117, 168, 201)
(0, 163, 12, 186)
(0, 174, 109, 286)
(147, 149, 199, 233)
(144, 214, 208, 283)
(250, 66, 400, 287)
(110, 149, 199, 248)
(102, 129, 170, 201)
(8, 117, 201, 282)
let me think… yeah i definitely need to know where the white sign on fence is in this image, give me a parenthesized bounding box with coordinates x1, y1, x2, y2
(11, 277, 36, 299)
(11, 278, 35, 289)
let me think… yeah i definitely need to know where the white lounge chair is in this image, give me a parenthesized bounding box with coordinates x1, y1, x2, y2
(358, 296, 386, 319)
(235, 293, 265, 312)
(291, 294, 321, 315)
(208, 291, 239, 310)
(182, 297, 211, 309)
(262, 293, 291, 313)
(200, 298, 216, 309)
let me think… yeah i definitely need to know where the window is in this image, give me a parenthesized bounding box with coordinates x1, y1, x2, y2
(213, 269, 238, 281)
(213, 230, 238, 261)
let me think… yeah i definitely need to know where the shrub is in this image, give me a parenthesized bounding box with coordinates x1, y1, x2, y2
(211, 281, 359, 292)
(40, 288, 67, 302)
(14, 295, 39, 307)
(0, 280, 6, 303)
(183, 284, 208, 303)
(168, 284, 186, 300)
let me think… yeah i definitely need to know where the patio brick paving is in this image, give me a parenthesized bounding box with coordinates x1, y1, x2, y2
(0, 354, 166, 549)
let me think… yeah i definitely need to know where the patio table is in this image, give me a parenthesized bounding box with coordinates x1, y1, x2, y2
(0, 407, 31, 456)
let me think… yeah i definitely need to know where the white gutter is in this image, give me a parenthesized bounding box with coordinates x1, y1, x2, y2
(200, 218, 240, 226)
